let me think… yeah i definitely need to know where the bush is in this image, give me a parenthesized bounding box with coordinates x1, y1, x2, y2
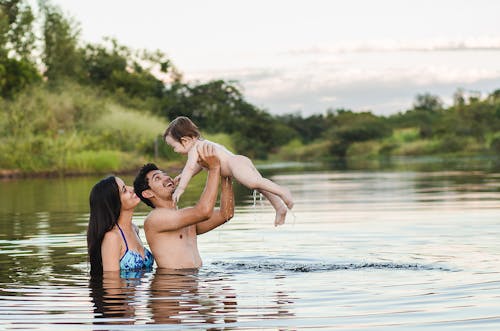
(65, 150, 128, 173)
(346, 141, 381, 158)
(91, 104, 168, 154)
(2, 82, 105, 137)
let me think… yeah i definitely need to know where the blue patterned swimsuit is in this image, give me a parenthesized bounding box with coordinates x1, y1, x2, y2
(117, 224, 154, 271)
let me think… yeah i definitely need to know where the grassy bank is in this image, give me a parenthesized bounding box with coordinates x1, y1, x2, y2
(273, 127, 498, 163)
(0, 83, 236, 178)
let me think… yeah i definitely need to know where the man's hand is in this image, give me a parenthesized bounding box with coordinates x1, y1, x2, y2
(197, 142, 220, 170)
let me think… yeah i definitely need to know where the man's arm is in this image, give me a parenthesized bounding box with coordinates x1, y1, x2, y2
(145, 143, 221, 233)
(196, 176, 235, 235)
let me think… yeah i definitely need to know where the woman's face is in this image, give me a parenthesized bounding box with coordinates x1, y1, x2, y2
(115, 177, 140, 211)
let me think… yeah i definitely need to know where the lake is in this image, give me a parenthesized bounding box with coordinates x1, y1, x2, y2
(1, 158, 500, 330)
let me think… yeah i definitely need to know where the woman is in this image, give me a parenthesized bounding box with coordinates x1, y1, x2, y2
(87, 176, 153, 275)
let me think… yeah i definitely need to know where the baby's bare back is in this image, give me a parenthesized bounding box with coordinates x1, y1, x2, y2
(198, 140, 236, 177)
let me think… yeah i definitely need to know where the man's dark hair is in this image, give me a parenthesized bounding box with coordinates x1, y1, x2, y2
(133, 163, 159, 209)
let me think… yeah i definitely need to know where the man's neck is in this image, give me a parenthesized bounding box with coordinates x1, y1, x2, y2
(153, 199, 176, 209)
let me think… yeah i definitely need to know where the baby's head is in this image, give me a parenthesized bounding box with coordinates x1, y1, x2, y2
(163, 116, 201, 154)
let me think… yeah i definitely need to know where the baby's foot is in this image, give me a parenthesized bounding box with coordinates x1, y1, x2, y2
(274, 205, 287, 227)
(282, 188, 294, 209)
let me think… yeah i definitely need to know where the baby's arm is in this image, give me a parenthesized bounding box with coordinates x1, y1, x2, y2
(173, 146, 203, 203)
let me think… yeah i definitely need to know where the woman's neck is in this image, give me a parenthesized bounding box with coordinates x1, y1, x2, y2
(117, 209, 134, 229)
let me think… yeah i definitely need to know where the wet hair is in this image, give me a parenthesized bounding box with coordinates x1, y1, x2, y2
(163, 116, 201, 142)
(133, 163, 159, 209)
(87, 176, 121, 276)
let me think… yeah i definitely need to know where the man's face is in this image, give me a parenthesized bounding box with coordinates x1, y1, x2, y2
(145, 169, 175, 201)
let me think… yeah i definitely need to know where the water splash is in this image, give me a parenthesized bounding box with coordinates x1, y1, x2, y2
(252, 189, 263, 207)
(211, 260, 453, 272)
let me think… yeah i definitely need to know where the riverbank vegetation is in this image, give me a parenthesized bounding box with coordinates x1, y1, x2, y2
(1, 0, 500, 176)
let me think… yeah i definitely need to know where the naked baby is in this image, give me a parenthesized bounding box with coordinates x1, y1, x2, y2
(163, 116, 294, 226)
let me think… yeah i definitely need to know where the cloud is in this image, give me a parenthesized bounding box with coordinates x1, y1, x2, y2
(184, 38, 500, 116)
(285, 37, 500, 55)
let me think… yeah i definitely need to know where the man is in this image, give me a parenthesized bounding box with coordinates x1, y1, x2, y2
(133, 143, 234, 269)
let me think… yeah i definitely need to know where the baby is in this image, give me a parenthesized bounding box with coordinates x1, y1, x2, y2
(163, 116, 293, 226)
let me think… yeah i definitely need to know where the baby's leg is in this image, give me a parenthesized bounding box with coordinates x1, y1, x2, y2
(230, 156, 294, 209)
(259, 189, 287, 226)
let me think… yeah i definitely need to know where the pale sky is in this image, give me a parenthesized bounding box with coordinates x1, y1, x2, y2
(51, 0, 500, 116)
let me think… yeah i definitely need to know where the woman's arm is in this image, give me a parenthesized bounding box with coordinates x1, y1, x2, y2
(101, 230, 122, 272)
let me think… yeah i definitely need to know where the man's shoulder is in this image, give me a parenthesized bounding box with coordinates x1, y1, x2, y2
(144, 207, 177, 225)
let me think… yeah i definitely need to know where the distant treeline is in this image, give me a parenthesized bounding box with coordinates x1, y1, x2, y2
(1, 1, 500, 174)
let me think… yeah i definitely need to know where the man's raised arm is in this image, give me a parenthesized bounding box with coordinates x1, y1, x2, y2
(196, 176, 235, 235)
(146, 143, 221, 232)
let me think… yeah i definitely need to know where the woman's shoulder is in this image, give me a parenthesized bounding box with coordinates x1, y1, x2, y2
(102, 227, 121, 245)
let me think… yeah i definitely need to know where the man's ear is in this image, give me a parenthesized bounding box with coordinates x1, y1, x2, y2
(142, 189, 154, 199)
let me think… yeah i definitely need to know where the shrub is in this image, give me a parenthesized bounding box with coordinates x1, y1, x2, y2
(90, 104, 168, 154)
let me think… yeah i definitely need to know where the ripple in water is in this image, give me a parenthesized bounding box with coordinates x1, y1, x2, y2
(211, 260, 454, 272)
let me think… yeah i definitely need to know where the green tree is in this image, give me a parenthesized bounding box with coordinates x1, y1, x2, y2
(277, 113, 325, 143)
(81, 38, 167, 102)
(161, 79, 295, 158)
(0, 0, 40, 97)
(413, 93, 443, 112)
(325, 109, 391, 157)
(40, 1, 83, 81)
(0, 0, 36, 59)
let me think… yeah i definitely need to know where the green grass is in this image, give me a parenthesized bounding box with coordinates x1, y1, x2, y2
(64, 150, 138, 173)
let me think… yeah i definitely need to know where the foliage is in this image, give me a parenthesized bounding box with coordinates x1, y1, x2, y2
(277, 113, 327, 143)
(40, 1, 83, 81)
(90, 104, 168, 155)
(161, 79, 296, 158)
(0, 0, 40, 97)
(325, 110, 392, 157)
(1, 0, 500, 175)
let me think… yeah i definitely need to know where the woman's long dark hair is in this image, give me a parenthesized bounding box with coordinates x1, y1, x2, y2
(87, 176, 121, 276)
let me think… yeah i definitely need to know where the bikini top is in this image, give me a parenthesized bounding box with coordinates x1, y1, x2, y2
(117, 224, 154, 271)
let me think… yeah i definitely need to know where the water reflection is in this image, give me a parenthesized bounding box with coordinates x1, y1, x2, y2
(89, 271, 143, 325)
(88, 269, 240, 327)
(1, 161, 500, 330)
(147, 269, 238, 325)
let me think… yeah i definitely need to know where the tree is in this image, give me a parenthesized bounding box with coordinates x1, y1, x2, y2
(40, 1, 82, 81)
(161, 79, 295, 158)
(277, 113, 324, 143)
(0, 0, 36, 59)
(325, 110, 392, 157)
(81, 38, 169, 102)
(413, 93, 443, 112)
(0, 0, 40, 97)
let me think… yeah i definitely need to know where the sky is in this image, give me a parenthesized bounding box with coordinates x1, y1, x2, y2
(51, 0, 500, 116)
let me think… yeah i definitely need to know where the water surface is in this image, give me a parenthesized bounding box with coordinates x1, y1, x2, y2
(1, 161, 500, 330)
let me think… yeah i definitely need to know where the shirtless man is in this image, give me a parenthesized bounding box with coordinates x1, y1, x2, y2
(133, 143, 234, 269)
